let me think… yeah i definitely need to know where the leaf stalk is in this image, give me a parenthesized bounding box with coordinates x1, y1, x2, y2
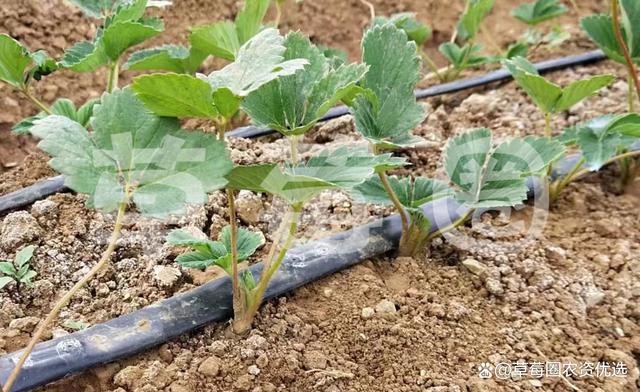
(107, 61, 120, 93)
(20, 88, 52, 115)
(611, 0, 640, 106)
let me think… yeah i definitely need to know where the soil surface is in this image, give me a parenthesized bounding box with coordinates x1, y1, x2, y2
(0, 55, 638, 392)
(1, 1, 639, 392)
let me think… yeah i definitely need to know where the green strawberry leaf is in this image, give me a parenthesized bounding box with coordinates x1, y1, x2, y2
(190, 21, 240, 61)
(199, 28, 308, 97)
(512, 0, 567, 25)
(102, 18, 164, 61)
(372, 12, 431, 46)
(220, 226, 264, 261)
(242, 32, 368, 136)
(457, 0, 495, 42)
(351, 24, 425, 149)
(226, 148, 383, 205)
(0, 276, 14, 290)
(61, 38, 110, 72)
(0, 262, 17, 277)
(320, 45, 349, 68)
(581, 0, 640, 64)
(504, 56, 614, 113)
(351, 175, 452, 208)
(189, 0, 270, 61)
(439, 42, 495, 70)
(132, 73, 219, 118)
(12, 98, 100, 135)
(505, 42, 529, 59)
(14, 246, 35, 269)
(30, 89, 233, 217)
(554, 75, 616, 112)
(571, 114, 640, 170)
(0, 34, 37, 88)
(124, 44, 207, 73)
(241, 270, 257, 291)
(445, 128, 558, 208)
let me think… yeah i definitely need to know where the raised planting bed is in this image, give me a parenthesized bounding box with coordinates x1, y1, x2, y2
(0, 58, 636, 391)
(1, 0, 639, 391)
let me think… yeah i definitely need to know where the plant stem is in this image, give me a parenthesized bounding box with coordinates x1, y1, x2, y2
(289, 135, 300, 165)
(20, 89, 52, 115)
(550, 157, 585, 201)
(419, 49, 446, 82)
(234, 205, 300, 334)
(480, 24, 501, 53)
(628, 74, 635, 113)
(378, 171, 409, 235)
(572, 150, 640, 180)
(274, 0, 283, 28)
(426, 208, 472, 241)
(107, 61, 120, 93)
(544, 112, 552, 138)
(358, 0, 375, 22)
(2, 199, 128, 392)
(611, 0, 640, 105)
(226, 188, 246, 335)
(568, 0, 580, 15)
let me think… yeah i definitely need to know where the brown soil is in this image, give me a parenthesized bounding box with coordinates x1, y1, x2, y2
(0, 56, 637, 392)
(1, 1, 639, 392)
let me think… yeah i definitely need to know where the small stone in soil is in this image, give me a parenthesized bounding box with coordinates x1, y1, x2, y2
(303, 350, 328, 370)
(361, 307, 375, 319)
(198, 356, 221, 377)
(461, 258, 487, 276)
(0, 211, 42, 250)
(248, 365, 261, 375)
(9, 316, 40, 332)
(375, 299, 396, 314)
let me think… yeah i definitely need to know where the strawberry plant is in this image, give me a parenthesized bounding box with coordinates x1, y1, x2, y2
(581, 0, 640, 111)
(242, 31, 368, 162)
(131, 28, 308, 139)
(353, 128, 564, 255)
(221, 147, 395, 333)
(551, 113, 640, 198)
(125, 0, 271, 73)
(510, 0, 570, 58)
(61, 0, 166, 92)
(0, 246, 37, 292)
(1, 89, 233, 392)
(503, 56, 615, 137)
(440, 0, 497, 81)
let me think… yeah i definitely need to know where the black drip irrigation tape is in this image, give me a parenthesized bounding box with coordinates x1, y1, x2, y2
(0, 50, 606, 215)
(3, 143, 638, 391)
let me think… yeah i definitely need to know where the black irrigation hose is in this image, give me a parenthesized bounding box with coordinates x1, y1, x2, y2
(2, 141, 631, 391)
(0, 50, 606, 215)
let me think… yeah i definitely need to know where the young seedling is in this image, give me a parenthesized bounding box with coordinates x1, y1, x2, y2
(1, 89, 232, 392)
(131, 28, 308, 139)
(551, 113, 640, 198)
(503, 56, 615, 137)
(0, 246, 37, 292)
(167, 225, 264, 297)
(353, 128, 564, 254)
(348, 23, 429, 256)
(439, 0, 498, 81)
(0, 34, 58, 114)
(189, 0, 270, 62)
(581, 0, 640, 111)
(134, 27, 313, 334)
(242, 31, 368, 162)
(61, 0, 167, 92)
(223, 147, 398, 333)
(510, 0, 570, 58)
